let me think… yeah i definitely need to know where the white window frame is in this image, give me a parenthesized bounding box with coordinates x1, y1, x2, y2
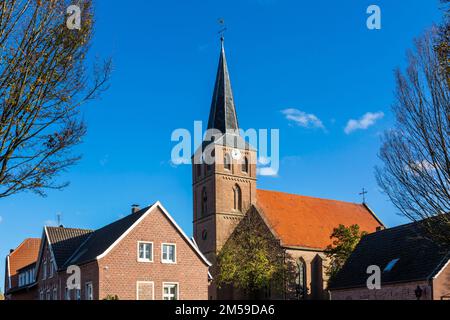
(39, 290, 44, 300)
(136, 281, 155, 300)
(161, 243, 177, 264)
(85, 282, 93, 300)
(137, 241, 154, 263)
(46, 289, 51, 301)
(65, 287, 71, 300)
(53, 287, 57, 300)
(162, 282, 179, 300)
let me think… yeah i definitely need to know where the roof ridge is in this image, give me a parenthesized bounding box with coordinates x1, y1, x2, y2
(257, 188, 363, 206)
(45, 226, 93, 232)
(362, 218, 439, 238)
(91, 205, 152, 233)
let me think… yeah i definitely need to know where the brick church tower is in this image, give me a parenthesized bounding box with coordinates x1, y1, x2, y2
(192, 39, 257, 299)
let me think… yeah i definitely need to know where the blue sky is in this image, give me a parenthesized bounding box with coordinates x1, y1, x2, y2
(0, 0, 444, 290)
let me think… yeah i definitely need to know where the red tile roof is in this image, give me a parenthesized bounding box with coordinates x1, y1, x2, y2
(7, 238, 41, 286)
(256, 189, 384, 250)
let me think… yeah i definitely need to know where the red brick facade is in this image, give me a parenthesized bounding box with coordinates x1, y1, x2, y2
(96, 206, 209, 300)
(28, 203, 210, 300)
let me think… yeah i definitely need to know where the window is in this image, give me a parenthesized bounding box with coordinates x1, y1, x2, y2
(43, 259, 47, 280)
(53, 287, 57, 300)
(201, 187, 207, 217)
(161, 243, 176, 263)
(65, 287, 71, 300)
(242, 157, 249, 173)
(163, 283, 179, 300)
(296, 258, 307, 300)
(75, 288, 81, 300)
(224, 153, 231, 170)
(206, 150, 215, 173)
(136, 281, 154, 300)
(138, 241, 153, 262)
(196, 164, 201, 177)
(85, 282, 93, 300)
(49, 258, 54, 278)
(46, 290, 51, 301)
(233, 184, 242, 212)
(39, 290, 44, 300)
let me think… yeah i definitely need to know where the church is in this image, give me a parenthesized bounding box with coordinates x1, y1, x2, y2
(192, 39, 385, 300)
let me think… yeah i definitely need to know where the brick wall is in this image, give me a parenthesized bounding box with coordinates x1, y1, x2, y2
(193, 145, 257, 300)
(433, 259, 450, 300)
(330, 280, 432, 300)
(97, 206, 209, 300)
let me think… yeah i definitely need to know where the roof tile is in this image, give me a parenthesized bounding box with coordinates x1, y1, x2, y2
(256, 189, 383, 249)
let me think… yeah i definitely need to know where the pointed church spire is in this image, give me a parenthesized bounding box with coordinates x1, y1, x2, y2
(207, 38, 239, 134)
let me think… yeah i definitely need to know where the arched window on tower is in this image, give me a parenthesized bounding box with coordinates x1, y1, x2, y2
(242, 156, 249, 173)
(224, 153, 231, 171)
(233, 184, 242, 212)
(201, 187, 207, 216)
(206, 150, 215, 173)
(296, 258, 307, 300)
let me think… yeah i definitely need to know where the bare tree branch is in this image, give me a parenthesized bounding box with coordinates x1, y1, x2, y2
(0, 0, 111, 198)
(376, 30, 450, 247)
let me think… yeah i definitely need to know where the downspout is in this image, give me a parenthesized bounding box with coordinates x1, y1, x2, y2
(6, 255, 11, 293)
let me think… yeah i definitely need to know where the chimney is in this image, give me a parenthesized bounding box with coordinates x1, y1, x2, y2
(9, 249, 14, 254)
(376, 226, 385, 232)
(131, 204, 140, 214)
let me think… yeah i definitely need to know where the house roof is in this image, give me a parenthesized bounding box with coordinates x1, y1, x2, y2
(45, 226, 93, 269)
(7, 238, 41, 278)
(328, 219, 450, 290)
(256, 189, 384, 250)
(60, 202, 211, 268)
(63, 206, 151, 267)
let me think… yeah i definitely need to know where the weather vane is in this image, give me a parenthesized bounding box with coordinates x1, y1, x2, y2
(359, 188, 368, 204)
(217, 18, 227, 40)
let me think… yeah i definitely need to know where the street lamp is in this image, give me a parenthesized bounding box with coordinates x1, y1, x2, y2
(414, 285, 423, 300)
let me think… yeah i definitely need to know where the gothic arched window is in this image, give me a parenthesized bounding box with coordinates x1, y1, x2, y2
(224, 153, 231, 171)
(242, 156, 249, 173)
(201, 187, 207, 216)
(233, 184, 242, 212)
(296, 258, 307, 300)
(207, 150, 215, 173)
